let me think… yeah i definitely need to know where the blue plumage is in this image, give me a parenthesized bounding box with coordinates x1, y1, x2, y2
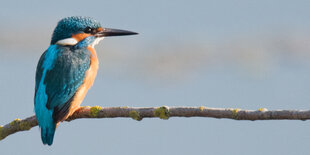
(34, 16, 137, 146)
(34, 45, 59, 145)
(44, 46, 91, 120)
(35, 17, 96, 145)
(35, 44, 91, 145)
(51, 16, 101, 44)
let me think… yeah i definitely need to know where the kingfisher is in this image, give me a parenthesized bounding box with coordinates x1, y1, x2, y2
(34, 16, 137, 145)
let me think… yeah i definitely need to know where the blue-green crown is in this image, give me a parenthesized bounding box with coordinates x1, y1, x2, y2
(51, 16, 102, 44)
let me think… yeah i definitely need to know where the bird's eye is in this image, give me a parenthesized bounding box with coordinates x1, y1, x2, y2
(84, 27, 93, 33)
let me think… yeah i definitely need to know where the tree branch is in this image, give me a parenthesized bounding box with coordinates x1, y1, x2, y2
(1, 106, 309, 141)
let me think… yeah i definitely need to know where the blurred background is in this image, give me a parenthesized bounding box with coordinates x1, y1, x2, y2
(1, 0, 310, 154)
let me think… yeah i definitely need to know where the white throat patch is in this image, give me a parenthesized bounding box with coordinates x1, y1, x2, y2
(56, 37, 104, 47)
(56, 38, 78, 46)
(91, 37, 104, 48)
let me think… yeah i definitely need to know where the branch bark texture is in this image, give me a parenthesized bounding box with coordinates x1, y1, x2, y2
(1, 106, 309, 141)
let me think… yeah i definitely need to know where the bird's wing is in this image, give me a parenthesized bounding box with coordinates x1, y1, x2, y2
(35, 46, 91, 122)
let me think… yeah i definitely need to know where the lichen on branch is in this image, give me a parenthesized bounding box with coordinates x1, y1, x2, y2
(1, 106, 310, 142)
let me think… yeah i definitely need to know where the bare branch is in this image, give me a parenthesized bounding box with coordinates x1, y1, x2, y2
(1, 106, 309, 141)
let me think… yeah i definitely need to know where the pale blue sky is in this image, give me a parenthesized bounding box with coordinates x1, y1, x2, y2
(1, 1, 310, 155)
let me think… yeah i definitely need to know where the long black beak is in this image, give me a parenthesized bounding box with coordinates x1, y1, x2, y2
(95, 28, 138, 37)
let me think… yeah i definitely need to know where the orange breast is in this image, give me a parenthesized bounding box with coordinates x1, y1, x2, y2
(60, 46, 99, 121)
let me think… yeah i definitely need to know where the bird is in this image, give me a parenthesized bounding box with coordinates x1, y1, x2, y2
(34, 16, 137, 145)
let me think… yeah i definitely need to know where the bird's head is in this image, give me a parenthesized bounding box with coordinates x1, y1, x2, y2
(51, 16, 137, 47)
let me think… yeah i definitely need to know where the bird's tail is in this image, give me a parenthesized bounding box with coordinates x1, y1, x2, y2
(40, 123, 56, 146)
